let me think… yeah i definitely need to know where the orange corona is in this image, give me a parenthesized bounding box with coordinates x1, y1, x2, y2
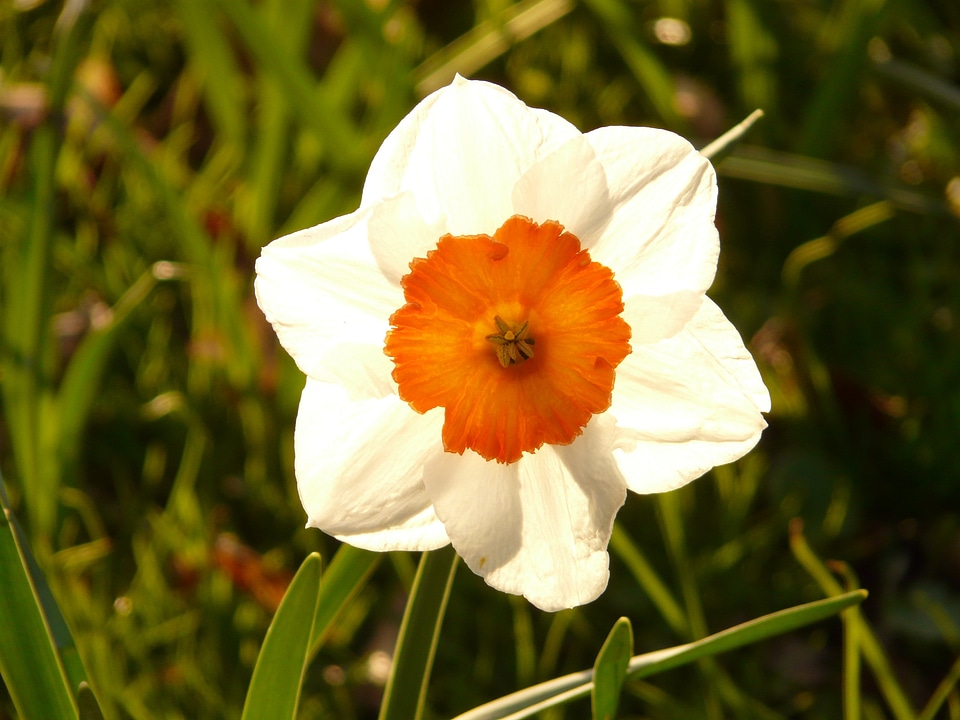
(385, 215, 631, 464)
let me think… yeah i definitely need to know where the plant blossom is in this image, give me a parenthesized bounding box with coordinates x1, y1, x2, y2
(255, 77, 770, 612)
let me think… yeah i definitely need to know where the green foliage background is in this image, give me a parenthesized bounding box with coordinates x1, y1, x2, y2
(2, 0, 960, 717)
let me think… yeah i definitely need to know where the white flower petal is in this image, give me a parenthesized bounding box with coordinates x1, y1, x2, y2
(613, 435, 762, 496)
(510, 134, 611, 241)
(610, 297, 769, 494)
(361, 84, 448, 207)
(584, 126, 719, 299)
(423, 453, 523, 585)
(423, 443, 625, 612)
(295, 378, 449, 551)
(689, 298, 771, 413)
(553, 413, 627, 494)
(623, 291, 704, 346)
(366, 191, 449, 286)
(362, 76, 581, 236)
(255, 205, 400, 398)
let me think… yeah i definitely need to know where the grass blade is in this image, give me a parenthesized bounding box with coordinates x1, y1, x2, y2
(2, 0, 96, 547)
(308, 543, 381, 658)
(214, 0, 367, 170)
(790, 520, 916, 720)
(609, 525, 688, 637)
(581, 0, 681, 127)
(781, 201, 895, 288)
(725, 0, 778, 121)
(872, 54, 960, 113)
(238, 0, 315, 249)
(0, 475, 78, 720)
(57, 267, 161, 479)
(173, 0, 247, 148)
(414, 0, 574, 96)
(241, 552, 323, 720)
(77, 682, 106, 720)
(716, 145, 947, 215)
(657, 492, 719, 717)
(592, 617, 632, 720)
(918, 654, 960, 720)
(378, 546, 458, 720)
(453, 590, 866, 720)
(4, 104, 57, 542)
(800, 0, 887, 157)
(842, 590, 862, 720)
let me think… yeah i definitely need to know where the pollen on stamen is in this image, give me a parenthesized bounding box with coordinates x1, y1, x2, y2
(384, 214, 631, 464)
(486, 315, 535, 368)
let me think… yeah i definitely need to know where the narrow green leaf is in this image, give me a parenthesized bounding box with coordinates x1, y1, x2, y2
(214, 0, 368, 170)
(716, 145, 947, 215)
(917, 653, 960, 720)
(840, 581, 861, 720)
(5, 117, 56, 541)
(629, 590, 866, 679)
(790, 522, 915, 720)
(781, 201, 895, 288)
(453, 590, 866, 720)
(799, 0, 887, 157)
(656, 493, 707, 640)
(241, 553, 323, 720)
(238, 0, 315, 249)
(872, 54, 960, 113)
(657, 491, 722, 718)
(77, 682, 106, 720)
(0, 479, 78, 720)
(725, 0, 778, 119)
(581, 0, 682, 128)
(511, 597, 536, 689)
(57, 269, 160, 478)
(2, 0, 96, 546)
(308, 544, 381, 659)
(46, 0, 95, 110)
(414, 0, 574, 96)
(378, 546, 458, 720)
(592, 617, 633, 720)
(173, 0, 247, 148)
(76, 87, 253, 393)
(609, 525, 687, 637)
(0, 478, 88, 695)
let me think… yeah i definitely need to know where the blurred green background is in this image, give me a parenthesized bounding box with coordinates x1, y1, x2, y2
(2, 0, 960, 717)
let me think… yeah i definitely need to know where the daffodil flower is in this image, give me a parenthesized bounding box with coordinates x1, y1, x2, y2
(255, 77, 770, 612)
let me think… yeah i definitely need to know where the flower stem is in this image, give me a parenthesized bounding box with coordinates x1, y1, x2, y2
(378, 545, 458, 720)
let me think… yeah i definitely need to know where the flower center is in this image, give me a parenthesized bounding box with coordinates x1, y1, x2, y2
(384, 215, 631, 464)
(486, 316, 535, 367)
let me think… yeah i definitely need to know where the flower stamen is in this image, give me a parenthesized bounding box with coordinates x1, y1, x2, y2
(486, 316, 535, 368)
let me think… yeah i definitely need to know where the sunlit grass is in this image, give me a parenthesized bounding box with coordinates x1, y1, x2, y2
(2, 0, 960, 717)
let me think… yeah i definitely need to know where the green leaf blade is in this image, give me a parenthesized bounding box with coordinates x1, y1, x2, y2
(77, 682, 106, 720)
(628, 590, 868, 680)
(378, 546, 458, 720)
(0, 496, 78, 720)
(308, 544, 381, 658)
(453, 591, 866, 720)
(241, 552, 323, 720)
(592, 617, 633, 720)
